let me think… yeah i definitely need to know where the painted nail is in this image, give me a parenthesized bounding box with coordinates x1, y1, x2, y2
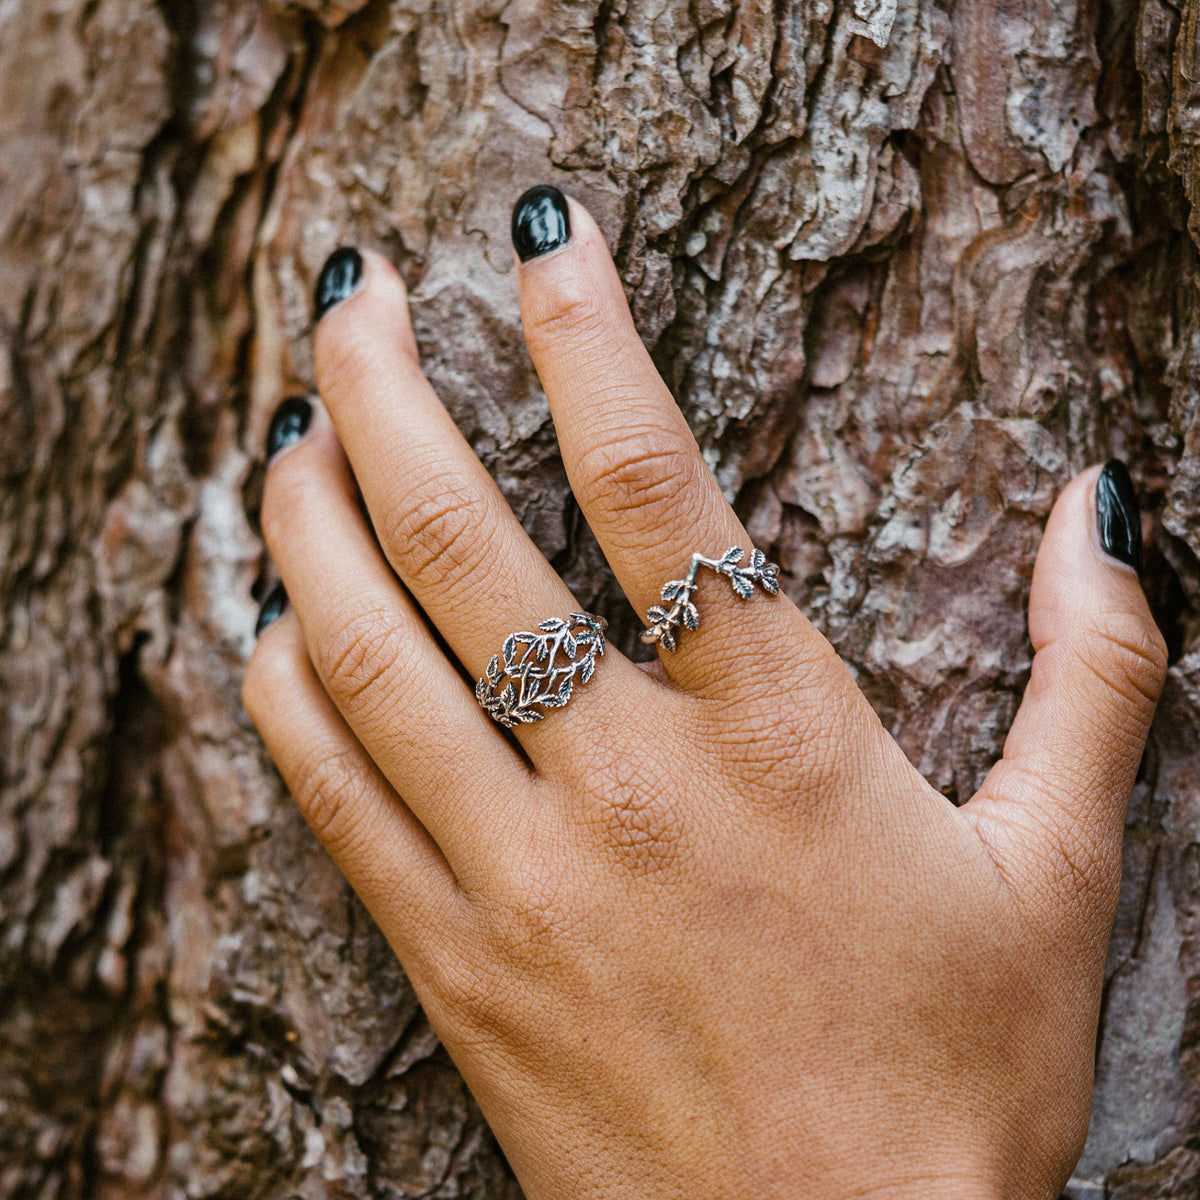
(1097, 460, 1142, 573)
(313, 247, 363, 322)
(266, 396, 313, 462)
(512, 185, 571, 262)
(256, 581, 288, 636)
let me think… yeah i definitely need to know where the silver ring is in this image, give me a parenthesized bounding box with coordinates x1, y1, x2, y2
(641, 546, 780, 652)
(476, 613, 608, 728)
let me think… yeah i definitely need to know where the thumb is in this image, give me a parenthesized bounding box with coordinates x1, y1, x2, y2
(965, 462, 1168, 924)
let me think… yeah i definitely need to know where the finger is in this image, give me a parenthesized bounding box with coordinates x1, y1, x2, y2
(243, 604, 464, 960)
(512, 188, 830, 697)
(308, 247, 655, 760)
(258, 396, 534, 863)
(964, 462, 1168, 926)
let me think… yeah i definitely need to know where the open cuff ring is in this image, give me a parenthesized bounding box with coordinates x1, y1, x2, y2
(641, 546, 780, 652)
(476, 613, 608, 728)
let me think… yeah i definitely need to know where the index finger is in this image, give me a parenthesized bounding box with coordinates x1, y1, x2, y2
(513, 187, 840, 699)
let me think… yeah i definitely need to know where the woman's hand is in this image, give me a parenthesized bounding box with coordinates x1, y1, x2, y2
(242, 188, 1168, 1200)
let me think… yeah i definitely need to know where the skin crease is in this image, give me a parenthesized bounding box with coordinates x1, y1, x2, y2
(243, 196, 1169, 1200)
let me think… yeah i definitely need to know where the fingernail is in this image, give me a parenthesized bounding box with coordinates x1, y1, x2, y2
(314, 247, 363, 322)
(256, 581, 288, 636)
(512, 186, 571, 262)
(266, 396, 313, 462)
(1097, 460, 1142, 573)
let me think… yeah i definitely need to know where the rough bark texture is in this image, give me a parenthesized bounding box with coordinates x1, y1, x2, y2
(2, 0, 1199, 1194)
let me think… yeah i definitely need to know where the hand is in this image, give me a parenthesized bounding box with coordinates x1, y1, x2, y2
(243, 188, 1168, 1200)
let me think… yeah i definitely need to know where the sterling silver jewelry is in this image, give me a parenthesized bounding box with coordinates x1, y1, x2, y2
(641, 546, 780, 652)
(476, 613, 607, 728)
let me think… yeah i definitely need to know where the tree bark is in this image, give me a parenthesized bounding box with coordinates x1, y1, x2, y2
(1, 0, 1198, 1195)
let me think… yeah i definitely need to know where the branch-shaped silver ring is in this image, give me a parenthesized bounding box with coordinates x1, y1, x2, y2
(476, 613, 608, 728)
(641, 547, 780, 652)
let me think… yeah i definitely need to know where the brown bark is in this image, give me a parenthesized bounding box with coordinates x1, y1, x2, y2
(1, 0, 1198, 1195)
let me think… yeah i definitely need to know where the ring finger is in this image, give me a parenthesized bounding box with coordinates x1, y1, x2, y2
(307, 250, 656, 761)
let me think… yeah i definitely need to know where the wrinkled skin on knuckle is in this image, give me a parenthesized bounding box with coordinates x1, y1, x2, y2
(589, 764, 689, 878)
(564, 736, 694, 879)
(314, 604, 403, 714)
(315, 316, 413, 403)
(1075, 610, 1169, 718)
(472, 849, 594, 983)
(290, 741, 377, 864)
(577, 430, 706, 537)
(422, 939, 527, 1048)
(971, 774, 1122, 945)
(1036, 808, 1124, 936)
(522, 273, 609, 361)
(690, 661, 856, 814)
(381, 475, 493, 592)
(999, 787, 1119, 927)
(1043, 832, 1121, 931)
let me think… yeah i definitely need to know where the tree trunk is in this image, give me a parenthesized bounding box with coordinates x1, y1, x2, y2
(1, 0, 1198, 1194)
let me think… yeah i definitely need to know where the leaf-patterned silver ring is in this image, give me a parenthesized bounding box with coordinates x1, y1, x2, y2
(476, 613, 607, 729)
(641, 546, 780, 652)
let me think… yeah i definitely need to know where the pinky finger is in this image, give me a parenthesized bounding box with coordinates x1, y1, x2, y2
(243, 599, 463, 960)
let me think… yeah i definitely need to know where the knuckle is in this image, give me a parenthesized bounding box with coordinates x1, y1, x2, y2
(590, 768, 686, 873)
(316, 316, 416, 403)
(382, 475, 493, 591)
(972, 771, 1121, 934)
(314, 605, 402, 712)
(429, 951, 498, 1018)
(578, 430, 703, 529)
(692, 674, 849, 811)
(290, 742, 375, 860)
(426, 952, 531, 1053)
(475, 846, 586, 972)
(505, 893, 581, 969)
(1043, 825, 1117, 915)
(1077, 611, 1169, 714)
(598, 795, 685, 876)
(1014, 794, 1119, 926)
(578, 748, 689, 877)
(522, 274, 607, 358)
